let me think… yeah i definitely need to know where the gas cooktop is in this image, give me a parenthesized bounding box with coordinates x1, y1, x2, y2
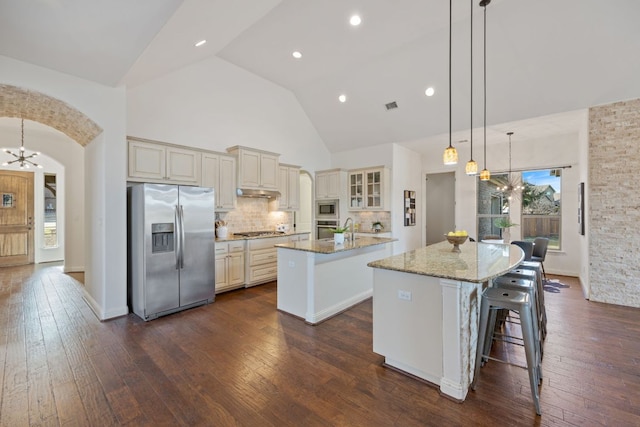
(233, 230, 286, 237)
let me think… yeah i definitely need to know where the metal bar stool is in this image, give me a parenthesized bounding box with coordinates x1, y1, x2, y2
(492, 276, 544, 369)
(472, 287, 542, 416)
(517, 261, 547, 339)
(503, 268, 546, 344)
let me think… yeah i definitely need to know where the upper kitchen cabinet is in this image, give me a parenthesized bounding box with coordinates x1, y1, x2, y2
(202, 153, 236, 211)
(227, 146, 279, 190)
(348, 167, 390, 211)
(276, 164, 300, 211)
(128, 138, 201, 185)
(315, 169, 347, 200)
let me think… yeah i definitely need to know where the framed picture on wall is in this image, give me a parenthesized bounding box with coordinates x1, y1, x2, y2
(404, 190, 416, 226)
(578, 182, 585, 235)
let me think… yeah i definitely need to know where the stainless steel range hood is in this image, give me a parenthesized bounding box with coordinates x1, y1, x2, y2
(236, 188, 281, 198)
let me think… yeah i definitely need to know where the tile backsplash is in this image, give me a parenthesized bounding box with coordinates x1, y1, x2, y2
(217, 198, 290, 233)
(350, 211, 391, 232)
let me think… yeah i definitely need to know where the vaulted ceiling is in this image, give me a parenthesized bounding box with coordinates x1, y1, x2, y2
(1, 0, 639, 154)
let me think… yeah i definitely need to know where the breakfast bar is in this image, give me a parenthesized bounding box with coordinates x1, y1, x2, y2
(275, 236, 396, 324)
(367, 240, 523, 401)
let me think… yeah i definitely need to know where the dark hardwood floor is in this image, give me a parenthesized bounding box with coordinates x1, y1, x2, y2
(1, 264, 639, 426)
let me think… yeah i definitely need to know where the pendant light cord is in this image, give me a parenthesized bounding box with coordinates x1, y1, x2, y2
(482, 1, 489, 169)
(470, 0, 473, 161)
(448, 0, 452, 150)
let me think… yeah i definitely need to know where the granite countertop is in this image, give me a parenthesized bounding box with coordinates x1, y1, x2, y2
(367, 240, 523, 283)
(275, 236, 397, 254)
(215, 231, 310, 242)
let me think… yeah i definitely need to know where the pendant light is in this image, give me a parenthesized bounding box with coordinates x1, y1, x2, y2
(465, 0, 478, 175)
(443, 0, 458, 165)
(497, 132, 524, 200)
(2, 119, 43, 169)
(479, 0, 491, 181)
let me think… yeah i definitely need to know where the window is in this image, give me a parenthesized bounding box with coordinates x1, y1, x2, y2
(521, 169, 561, 250)
(44, 174, 57, 248)
(477, 173, 510, 240)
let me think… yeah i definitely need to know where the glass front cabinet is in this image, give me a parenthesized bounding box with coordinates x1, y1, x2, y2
(348, 167, 389, 211)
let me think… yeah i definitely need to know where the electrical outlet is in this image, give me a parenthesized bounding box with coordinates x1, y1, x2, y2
(398, 290, 412, 301)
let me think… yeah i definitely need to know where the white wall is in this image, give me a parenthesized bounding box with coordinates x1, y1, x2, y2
(391, 144, 423, 253)
(330, 143, 424, 254)
(1, 55, 128, 320)
(577, 112, 590, 297)
(422, 128, 586, 277)
(0, 118, 83, 266)
(127, 56, 331, 173)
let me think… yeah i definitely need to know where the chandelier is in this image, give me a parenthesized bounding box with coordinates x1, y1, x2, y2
(2, 119, 43, 169)
(496, 131, 523, 200)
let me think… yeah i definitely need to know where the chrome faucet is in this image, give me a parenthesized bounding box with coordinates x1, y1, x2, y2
(343, 217, 354, 241)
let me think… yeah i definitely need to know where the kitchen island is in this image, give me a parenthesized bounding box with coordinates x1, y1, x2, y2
(275, 236, 396, 324)
(367, 241, 523, 401)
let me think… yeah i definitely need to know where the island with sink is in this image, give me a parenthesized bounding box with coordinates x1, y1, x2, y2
(367, 240, 524, 402)
(275, 236, 396, 324)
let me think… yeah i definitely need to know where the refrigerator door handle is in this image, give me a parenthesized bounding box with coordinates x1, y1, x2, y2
(175, 205, 181, 269)
(179, 205, 185, 269)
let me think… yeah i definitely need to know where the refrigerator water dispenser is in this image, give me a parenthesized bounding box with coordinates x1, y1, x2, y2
(151, 222, 174, 253)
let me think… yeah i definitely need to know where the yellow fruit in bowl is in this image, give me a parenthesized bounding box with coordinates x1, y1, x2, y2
(448, 231, 455, 236)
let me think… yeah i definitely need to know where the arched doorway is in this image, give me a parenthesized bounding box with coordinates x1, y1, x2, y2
(0, 85, 102, 270)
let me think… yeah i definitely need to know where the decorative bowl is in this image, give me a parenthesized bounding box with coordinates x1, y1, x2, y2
(445, 234, 468, 252)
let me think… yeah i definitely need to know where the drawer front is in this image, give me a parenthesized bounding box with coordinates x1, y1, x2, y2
(215, 244, 228, 255)
(248, 236, 289, 250)
(249, 264, 277, 283)
(249, 248, 277, 266)
(228, 241, 245, 253)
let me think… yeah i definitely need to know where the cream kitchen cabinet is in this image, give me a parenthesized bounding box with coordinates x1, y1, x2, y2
(244, 234, 308, 287)
(202, 153, 236, 211)
(315, 169, 347, 200)
(227, 146, 279, 190)
(128, 138, 201, 185)
(245, 235, 289, 287)
(348, 167, 390, 211)
(276, 164, 300, 211)
(215, 240, 245, 293)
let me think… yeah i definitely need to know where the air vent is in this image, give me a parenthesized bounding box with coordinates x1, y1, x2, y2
(385, 101, 398, 110)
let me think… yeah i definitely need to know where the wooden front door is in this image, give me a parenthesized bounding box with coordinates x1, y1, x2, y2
(0, 171, 35, 266)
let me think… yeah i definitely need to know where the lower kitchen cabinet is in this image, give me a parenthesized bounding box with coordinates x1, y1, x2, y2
(245, 234, 310, 287)
(246, 236, 288, 287)
(215, 241, 245, 293)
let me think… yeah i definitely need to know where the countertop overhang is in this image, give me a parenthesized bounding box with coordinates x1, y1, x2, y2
(275, 236, 396, 254)
(367, 241, 523, 283)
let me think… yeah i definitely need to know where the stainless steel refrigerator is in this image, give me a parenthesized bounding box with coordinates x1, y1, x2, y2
(129, 183, 215, 321)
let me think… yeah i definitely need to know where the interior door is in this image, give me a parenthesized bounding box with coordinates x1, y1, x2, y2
(425, 172, 455, 245)
(0, 170, 35, 266)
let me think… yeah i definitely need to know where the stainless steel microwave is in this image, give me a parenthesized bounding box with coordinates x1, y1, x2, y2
(316, 200, 339, 218)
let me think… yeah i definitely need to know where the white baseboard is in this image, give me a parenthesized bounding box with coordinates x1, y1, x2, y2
(82, 289, 129, 321)
(63, 265, 85, 273)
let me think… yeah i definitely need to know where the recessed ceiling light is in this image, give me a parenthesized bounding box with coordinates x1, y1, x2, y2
(338, 94, 347, 103)
(195, 40, 207, 47)
(425, 87, 435, 97)
(350, 15, 362, 26)
(292, 51, 302, 59)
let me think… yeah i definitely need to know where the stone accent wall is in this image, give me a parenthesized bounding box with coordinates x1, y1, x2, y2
(0, 84, 102, 146)
(589, 98, 640, 308)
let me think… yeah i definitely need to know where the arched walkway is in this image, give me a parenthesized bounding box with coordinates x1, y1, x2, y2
(0, 84, 102, 146)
